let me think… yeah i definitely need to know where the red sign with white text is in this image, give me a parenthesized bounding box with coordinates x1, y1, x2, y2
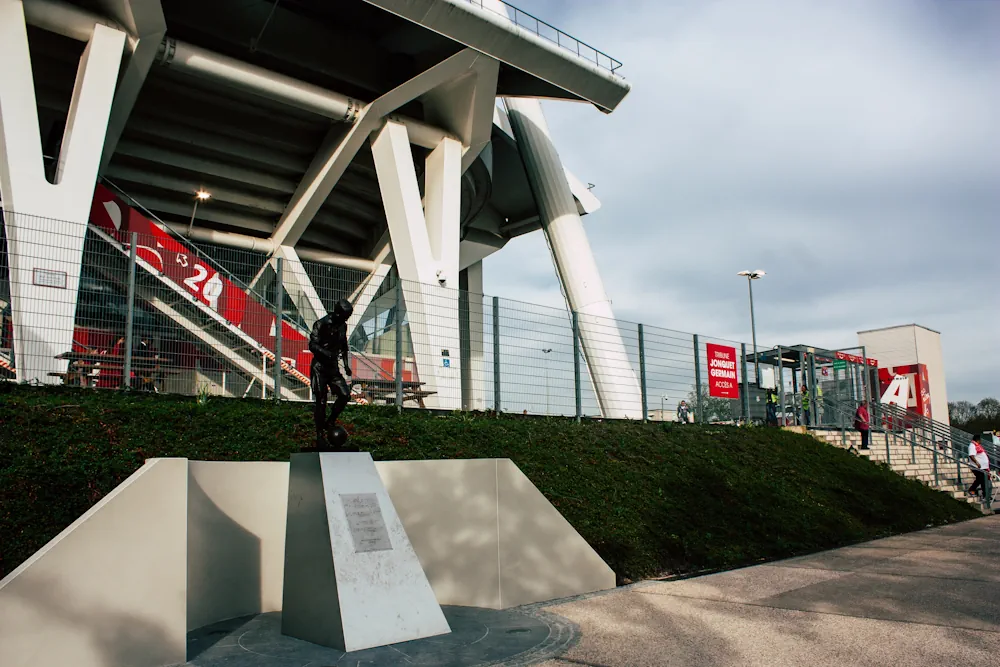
(878, 363, 932, 419)
(707, 343, 740, 399)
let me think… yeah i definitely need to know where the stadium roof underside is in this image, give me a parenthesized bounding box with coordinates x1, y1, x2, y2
(23, 0, 628, 266)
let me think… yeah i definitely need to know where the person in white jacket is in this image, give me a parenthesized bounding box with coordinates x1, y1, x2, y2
(967, 434, 991, 499)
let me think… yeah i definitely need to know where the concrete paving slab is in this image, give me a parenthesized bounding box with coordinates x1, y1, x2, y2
(760, 571, 1000, 631)
(538, 591, 1000, 667)
(640, 565, 847, 603)
(866, 549, 1000, 582)
(531, 516, 1000, 666)
(778, 545, 914, 571)
(938, 536, 1000, 555)
(923, 517, 1000, 539)
(852, 533, 958, 550)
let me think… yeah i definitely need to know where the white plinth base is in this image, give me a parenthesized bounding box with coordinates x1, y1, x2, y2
(281, 452, 450, 652)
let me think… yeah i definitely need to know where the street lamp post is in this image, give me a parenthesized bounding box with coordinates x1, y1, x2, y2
(186, 189, 212, 236)
(737, 270, 765, 386)
(542, 348, 552, 414)
(661, 394, 668, 422)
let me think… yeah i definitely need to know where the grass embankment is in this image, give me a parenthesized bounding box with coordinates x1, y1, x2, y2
(0, 384, 980, 582)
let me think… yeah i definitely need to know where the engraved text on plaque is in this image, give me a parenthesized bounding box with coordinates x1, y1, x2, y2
(341, 493, 393, 553)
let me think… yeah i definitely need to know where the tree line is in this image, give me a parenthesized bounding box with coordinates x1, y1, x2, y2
(948, 397, 1000, 433)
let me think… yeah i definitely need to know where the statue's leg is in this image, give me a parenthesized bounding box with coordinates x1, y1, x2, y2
(328, 374, 350, 425)
(311, 363, 330, 446)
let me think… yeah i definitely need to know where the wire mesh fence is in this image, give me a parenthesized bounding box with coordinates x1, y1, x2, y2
(1, 205, 905, 433)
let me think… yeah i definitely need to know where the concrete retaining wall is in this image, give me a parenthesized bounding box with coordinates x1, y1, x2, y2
(0, 456, 614, 666)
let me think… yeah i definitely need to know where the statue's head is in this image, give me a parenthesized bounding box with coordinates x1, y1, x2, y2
(332, 298, 354, 324)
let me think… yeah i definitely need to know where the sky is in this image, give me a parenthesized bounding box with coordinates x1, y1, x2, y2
(482, 0, 1000, 403)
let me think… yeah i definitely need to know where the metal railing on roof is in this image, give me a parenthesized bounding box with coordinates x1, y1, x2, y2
(464, 0, 623, 74)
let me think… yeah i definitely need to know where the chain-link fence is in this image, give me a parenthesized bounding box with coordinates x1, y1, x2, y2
(2, 205, 880, 425)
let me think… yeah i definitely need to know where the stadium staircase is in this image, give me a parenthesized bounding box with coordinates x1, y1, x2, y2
(86, 183, 400, 401)
(813, 399, 996, 513)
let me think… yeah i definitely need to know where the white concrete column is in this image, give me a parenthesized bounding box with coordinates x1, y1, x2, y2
(460, 261, 487, 411)
(0, 3, 125, 383)
(371, 121, 461, 409)
(424, 136, 462, 289)
(502, 97, 642, 419)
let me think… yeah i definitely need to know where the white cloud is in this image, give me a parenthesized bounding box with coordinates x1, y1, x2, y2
(484, 0, 1000, 402)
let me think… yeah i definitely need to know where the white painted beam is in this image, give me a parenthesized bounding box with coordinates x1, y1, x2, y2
(274, 246, 328, 328)
(158, 39, 453, 150)
(421, 56, 500, 172)
(424, 137, 463, 288)
(22, 0, 456, 149)
(372, 121, 462, 410)
(96, 0, 167, 175)
(372, 122, 436, 286)
(182, 228, 378, 272)
(271, 49, 482, 249)
(346, 237, 392, 340)
(22, 0, 128, 43)
(269, 123, 373, 248)
(0, 3, 125, 384)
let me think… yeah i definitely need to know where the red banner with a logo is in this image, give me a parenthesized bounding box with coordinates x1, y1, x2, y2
(89, 185, 312, 373)
(707, 343, 740, 399)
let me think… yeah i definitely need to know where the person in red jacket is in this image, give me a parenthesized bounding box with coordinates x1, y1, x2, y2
(854, 402, 871, 450)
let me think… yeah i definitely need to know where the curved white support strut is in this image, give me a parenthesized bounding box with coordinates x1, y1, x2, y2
(502, 97, 643, 419)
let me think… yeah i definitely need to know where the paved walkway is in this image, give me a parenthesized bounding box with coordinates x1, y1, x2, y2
(537, 516, 1000, 667)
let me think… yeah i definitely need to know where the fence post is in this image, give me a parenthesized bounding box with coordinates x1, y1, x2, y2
(122, 231, 137, 390)
(777, 345, 785, 427)
(861, 345, 872, 422)
(492, 296, 501, 412)
(573, 311, 582, 422)
(840, 405, 847, 448)
(910, 427, 916, 464)
(933, 446, 939, 486)
(395, 277, 403, 413)
(740, 343, 749, 423)
(798, 354, 807, 426)
(808, 352, 818, 427)
(693, 334, 702, 424)
(885, 429, 891, 467)
(638, 324, 648, 423)
(273, 257, 283, 400)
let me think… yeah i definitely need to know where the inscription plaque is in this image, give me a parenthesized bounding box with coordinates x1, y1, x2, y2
(341, 493, 393, 553)
(32, 268, 67, 289)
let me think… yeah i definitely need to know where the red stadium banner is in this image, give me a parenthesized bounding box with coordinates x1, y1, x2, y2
(706, 343, 739, 399)
(835, 350, 879, 367)
(89, 185, 313, 373)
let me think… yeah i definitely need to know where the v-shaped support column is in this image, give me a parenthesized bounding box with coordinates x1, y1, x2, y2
(372, 121, 463, 410)
(0, 2, 125, 383)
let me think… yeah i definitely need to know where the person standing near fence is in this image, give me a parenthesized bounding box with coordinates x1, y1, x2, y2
(676, 400, 690, 424)
(967, 434, 990, 500)
(800, 385, 810, 426)
(854, 402, 870, 450)
(765, 389, 778, 427)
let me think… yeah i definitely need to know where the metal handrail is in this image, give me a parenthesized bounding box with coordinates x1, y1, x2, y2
(100, 179, 287, 316)
(876, 402, 1000, 469)
(821, 397, 992, 509)
(464, 0, 623, 74)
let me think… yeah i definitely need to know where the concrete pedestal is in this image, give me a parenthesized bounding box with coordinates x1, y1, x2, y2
(281, 452, 450, 652)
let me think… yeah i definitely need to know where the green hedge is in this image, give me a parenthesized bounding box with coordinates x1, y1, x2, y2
(0, 384, 980, 582)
